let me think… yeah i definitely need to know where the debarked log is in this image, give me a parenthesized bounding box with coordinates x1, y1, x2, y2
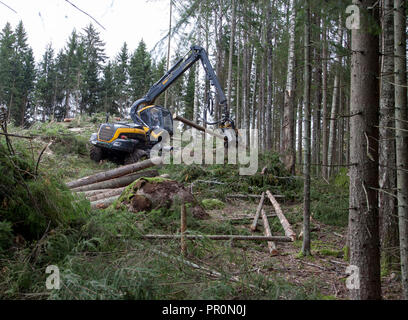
(67, 157, 163, 189)
(266, 190, 296, 241)
(87, 187, 126, 202)
(91, 195, 120, 209)
(172, 114, 227, 141)
(71, 170, 158, 192)
(142, 234, 293, 242)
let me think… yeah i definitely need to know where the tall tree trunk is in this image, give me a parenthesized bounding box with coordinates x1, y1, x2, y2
(328, 17, 343, 177)
(226, 0, 236, 115)
(265, 0, 275, 150)
(379, 0, 398, 272)
(297, 96, 303, 172)
(394, 0, 408, 299)
(281, 0, 297, 175)
(321, 22, 329, 179)
(302, 0, 311, 256)
(313, 12, 322, 177)
(349, 0, 381, 300)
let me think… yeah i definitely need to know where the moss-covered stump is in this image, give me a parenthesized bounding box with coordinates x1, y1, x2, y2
(115, 177, 208, 219)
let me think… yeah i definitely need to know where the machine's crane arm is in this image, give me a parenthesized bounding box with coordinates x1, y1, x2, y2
(130, 45, 229, 125)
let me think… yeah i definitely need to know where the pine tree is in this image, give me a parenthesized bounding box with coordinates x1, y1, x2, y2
(0, 23, 15, 118)
(81, 24, 106, 115)
(113, 42, 130, 115)
(129, 40, 152, 102)
(102, 61, 118, 116)
(35, 44, 56, 121)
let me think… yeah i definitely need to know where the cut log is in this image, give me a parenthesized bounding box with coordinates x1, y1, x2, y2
(79, 188, 121, 198)
(226, 194, 285, 199)
(250, 192, 265, 232)
(71, 170, 158, 192)
(261, 208, 278, 255)
(173, 114, 227, 141)
(142, 235, 292, 242)
(67, 156, 162, 189)
(87, 187, 126, 202)
(91, 195, 120, 209)
(266, 190, 296, 241)
(63, 118, 74, 122)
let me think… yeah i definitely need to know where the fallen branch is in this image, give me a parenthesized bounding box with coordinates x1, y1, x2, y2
(67, 157, 162, 189)
(142, 234, 292, 242)
(250, 192, 265, 232)
(151, 249, 263, 292)
(266, 190, 296, 241)
(0, 132, 36, 139)
(70, 169, 159, 192)
(261, 209, 278, 256)
(35, 141, 53, 175)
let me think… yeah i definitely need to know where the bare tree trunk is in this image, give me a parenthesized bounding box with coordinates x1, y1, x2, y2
(321, 22, 329, 179)
(226, 0, 236, 114)
(328, 17, 343, 178)
(349, 0, 381, 300)
(379, 0, 398, 272)
(302, 0, 311, 256)
(281, 0, 297, 174)
(394, 0, 408, 299)
(265, 0, 275, 150)
(297, 96, 303, 173)
(313, 12, 322, 178)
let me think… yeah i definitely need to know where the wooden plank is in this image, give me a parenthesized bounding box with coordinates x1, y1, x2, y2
(261, 208, 278, 255)
(266, 190, 296, 241)
(250, 192, 265, 231)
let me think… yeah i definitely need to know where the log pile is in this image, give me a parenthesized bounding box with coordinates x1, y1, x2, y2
(67, 157, 163, 209)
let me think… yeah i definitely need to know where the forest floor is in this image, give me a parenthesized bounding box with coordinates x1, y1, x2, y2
(204, 200, 402, 300)
(0, 114, 403, 300)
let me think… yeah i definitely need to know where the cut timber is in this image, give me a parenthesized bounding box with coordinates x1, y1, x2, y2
(67, 157, 162, 189)
(87, 187, 125, 202)
(79, 188, 119, 198)
(173, 114, 227, 141)
(142, 235, 292, 242)
(250, 192, 265, 231)
(91, 195, 119, 209)
(71, 170, 158, 192)
(266, 190, 296, 241)
(63, 118, 74, 122)
(261, 209, 278, 255)
(227, 194, 285, 199)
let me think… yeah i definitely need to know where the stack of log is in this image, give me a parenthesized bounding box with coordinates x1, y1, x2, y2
(67, 157, 163, 209)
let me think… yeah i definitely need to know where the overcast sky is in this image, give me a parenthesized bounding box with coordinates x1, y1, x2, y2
(0, 0, 171, 62)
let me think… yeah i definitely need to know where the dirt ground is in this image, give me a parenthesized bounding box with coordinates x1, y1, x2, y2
(205, 199, 402, 300)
